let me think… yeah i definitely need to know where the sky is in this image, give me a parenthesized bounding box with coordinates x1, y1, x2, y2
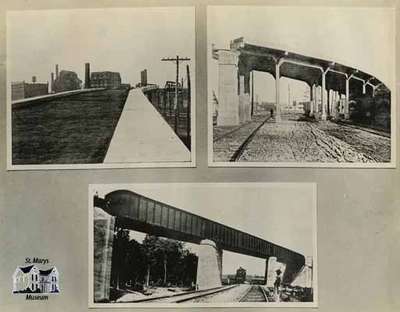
(208, 6, 395, 105)
(93, 183, 316, 276)
(7, 8, 195, 88)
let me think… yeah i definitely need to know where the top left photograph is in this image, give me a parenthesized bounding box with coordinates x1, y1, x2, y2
(6, 7, 196, 170)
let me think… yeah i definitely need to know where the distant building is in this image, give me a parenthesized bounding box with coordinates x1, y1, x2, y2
(90, 71, 121, 89)
(11, 79, 49, 101)
(141, 69, 148, 86)
(235, 267, 246, 284)
(12, 265, 59, 294)
(53, 70, 82, 93)
(120, 83, 132, 90)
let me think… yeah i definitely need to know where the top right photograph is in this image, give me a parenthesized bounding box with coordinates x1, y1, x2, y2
(208, 6, 395, 168)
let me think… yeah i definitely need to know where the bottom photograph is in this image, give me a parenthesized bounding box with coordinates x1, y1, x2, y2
(89, 183, 317, 307)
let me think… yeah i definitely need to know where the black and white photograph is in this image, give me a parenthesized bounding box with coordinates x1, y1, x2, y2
(208, 6, 395, 167)
(89, 183, 317, 307)
(7, 7, 195, 169)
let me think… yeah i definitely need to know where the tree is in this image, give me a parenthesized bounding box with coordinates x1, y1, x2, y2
(110, 228, 130, 289)
(111, 233, 199, 290)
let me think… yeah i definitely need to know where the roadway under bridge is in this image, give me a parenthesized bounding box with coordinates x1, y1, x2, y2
(213, 37, 389, 125)
(93, 190, 305, 302)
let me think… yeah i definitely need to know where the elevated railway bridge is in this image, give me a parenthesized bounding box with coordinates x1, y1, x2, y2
(93, 190, 306, 302)
(213, 37, 390, 126)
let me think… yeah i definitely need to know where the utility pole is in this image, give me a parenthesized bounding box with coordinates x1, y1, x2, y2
(251, 71, 254, 117)
(161, 56, 191, 133)
(186, 64, 191, 148)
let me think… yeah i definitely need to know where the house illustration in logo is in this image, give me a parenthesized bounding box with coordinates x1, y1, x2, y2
(12, 265, 59, 294)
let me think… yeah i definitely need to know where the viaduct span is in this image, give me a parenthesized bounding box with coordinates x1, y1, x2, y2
(93, 190, 305, 302)
(213, 37, 389, 125)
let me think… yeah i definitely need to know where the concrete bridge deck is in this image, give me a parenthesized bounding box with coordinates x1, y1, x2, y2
(104, 89, 190, 164)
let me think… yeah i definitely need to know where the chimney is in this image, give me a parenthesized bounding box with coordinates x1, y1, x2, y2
(51, 72, 54, 93)
(85, 63, 91, 89)
(32, 76, 36, 83)
(55, 64, 59, 79)
(141, 69, 147, 86)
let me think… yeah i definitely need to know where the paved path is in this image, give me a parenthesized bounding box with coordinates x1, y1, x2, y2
(104, 89, 190, 163)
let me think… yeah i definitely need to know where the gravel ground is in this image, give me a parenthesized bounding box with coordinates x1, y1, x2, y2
(213, 114, 270, 162)
(186, 284, 251, 303)
(214, 114, 389, 163)
(316, 121, 390, 162)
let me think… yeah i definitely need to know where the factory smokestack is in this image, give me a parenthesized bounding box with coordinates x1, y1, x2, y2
(50, 72, 54, 93)
(141, 69, 147, 86)
(32, 76, 36, 83)
(85, 63, 91, 89)
(55, 64, 59, 79)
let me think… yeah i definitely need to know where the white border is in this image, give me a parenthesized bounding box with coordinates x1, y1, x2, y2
(207, 5, 397, 169)
(6, 7, 196, 170)
(88, 182, 318, 308)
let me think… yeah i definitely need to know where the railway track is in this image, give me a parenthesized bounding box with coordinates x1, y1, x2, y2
(128, 285, 238, 303)
(230, 115, 272, 161)
(239, 285, 269, 302)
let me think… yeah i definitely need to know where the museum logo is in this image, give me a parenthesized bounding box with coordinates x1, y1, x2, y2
(12, 260, 60, 300)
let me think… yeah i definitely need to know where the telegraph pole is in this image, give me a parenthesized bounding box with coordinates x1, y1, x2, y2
(251, 71, 254, 117)
(186, 64, 191, 148)
(161, 56, 191, 133)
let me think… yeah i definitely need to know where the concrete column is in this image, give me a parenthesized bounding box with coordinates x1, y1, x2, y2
(362, 83, 366, 94)
(216, 50, 240, 126)
(264, 257, 270, 285)
(196, 239, 223, 290)
(275, 61, 281, 122)
(321, 71, 327, 120)
(265, 256, 278, 287)
(331, 91, 337, 119)
(239, 75, 251, 123)
(314, 85, 320, 120)
(345, 78, 350, 119)
(244, 71, 251, 94)
(93, 207, 115, 302)
(309, 84, 314, 116)
(311, 84, 316, 117)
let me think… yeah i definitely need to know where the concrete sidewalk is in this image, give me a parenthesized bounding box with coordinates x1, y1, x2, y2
(104, 89, 190, 163)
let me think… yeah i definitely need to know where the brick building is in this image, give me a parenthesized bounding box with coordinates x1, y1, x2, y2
(11, 81, 49, 101)
(53, 70, 82, 93)
(90, 71, 121, 89)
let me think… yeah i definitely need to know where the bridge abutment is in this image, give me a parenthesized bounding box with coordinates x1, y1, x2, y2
(265, 256, 277, 287)
(93, 207, 115, 302)
(217, 50, 240, 126)
(196, 239, 223, 290)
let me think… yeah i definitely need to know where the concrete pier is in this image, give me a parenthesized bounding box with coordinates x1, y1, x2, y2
(265, 256, 277, 287)
(216, 50, 240, 126)
(196, 239, 223, 290)
(93, 207, 115, 302)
